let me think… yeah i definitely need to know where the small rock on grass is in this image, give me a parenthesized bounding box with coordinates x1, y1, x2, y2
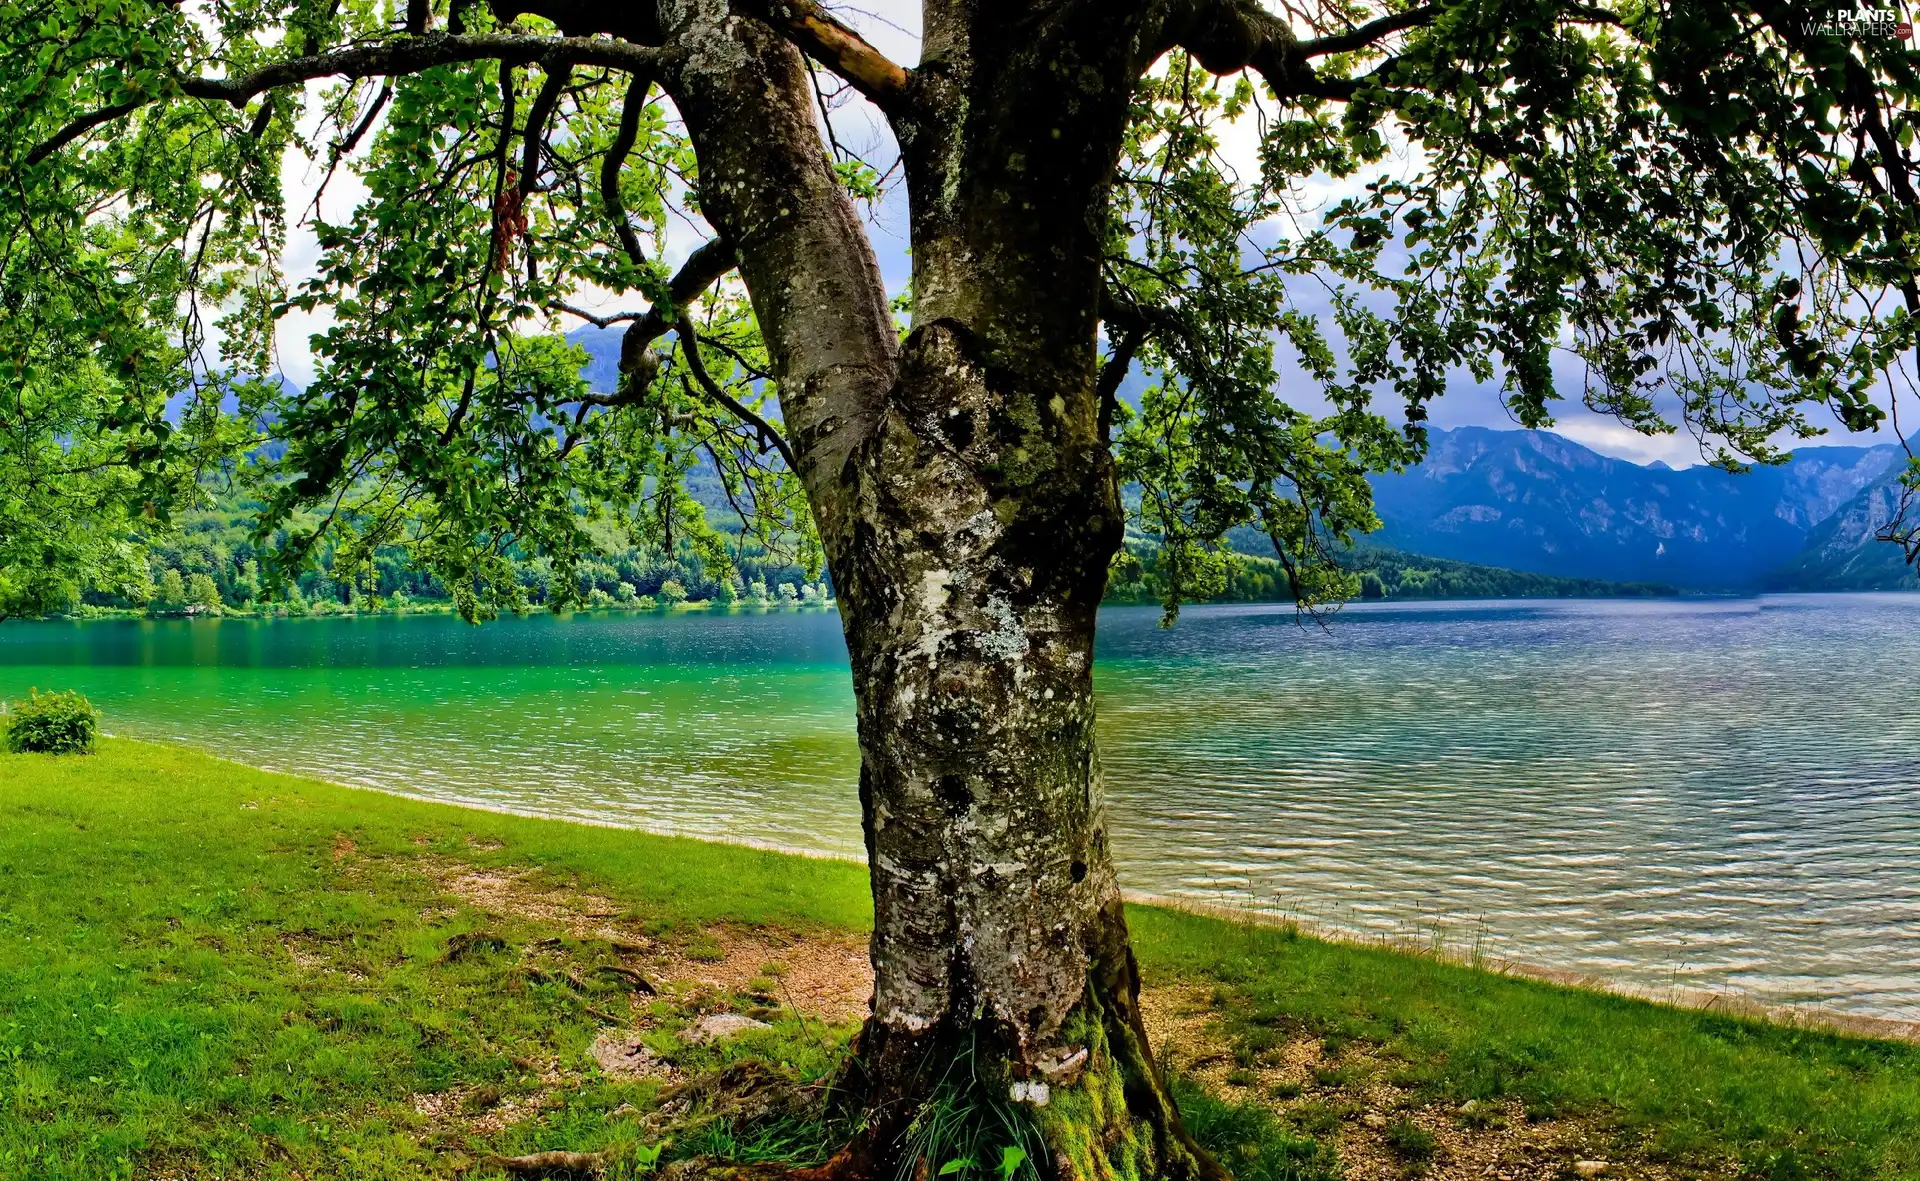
(1361, 1112, 1388, 1129)
(1572, 1163, 1610, 1178)
(684, 1013, 771, 1045)
(590, 1033, 664, 1080)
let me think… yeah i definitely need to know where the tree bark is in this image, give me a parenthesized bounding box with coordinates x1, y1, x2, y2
(655, 3, 1221, 1176)
(835, 328, 1216, 1180)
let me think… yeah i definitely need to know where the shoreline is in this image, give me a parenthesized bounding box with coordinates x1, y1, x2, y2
(21, 588, 1920, 630)
(122, 734, 1920, 1046)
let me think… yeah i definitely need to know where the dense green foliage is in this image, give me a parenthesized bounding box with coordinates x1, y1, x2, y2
(1106, 542, 1303, 606)
(1, 689, 98, 754)
(87, 499, 833, 618)
(2, 741, 1916, 1179)
(3, 0, 1918, 616)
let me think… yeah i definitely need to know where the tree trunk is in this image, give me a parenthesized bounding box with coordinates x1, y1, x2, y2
(829, 327, 1218, 1181)
(654, 3, 1222, 1176)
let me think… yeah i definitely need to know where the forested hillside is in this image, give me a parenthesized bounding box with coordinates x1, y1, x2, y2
(63, 499, 1676, 620)
(78, 497, 834, 618)
(44, 337, 1855, 623)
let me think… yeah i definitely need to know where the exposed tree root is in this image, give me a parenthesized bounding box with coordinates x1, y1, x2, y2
(653, 1059, 804, 1120)
(482, 1148, 609, 1177)
(599, 963, 659, 993)
(656, 1152, 872, 1181)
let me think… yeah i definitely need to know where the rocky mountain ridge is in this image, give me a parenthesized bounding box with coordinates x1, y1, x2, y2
(1368, 427, 1910, 590)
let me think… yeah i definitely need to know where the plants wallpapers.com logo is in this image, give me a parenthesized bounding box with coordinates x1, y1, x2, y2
(1805, 5, 1915, 38)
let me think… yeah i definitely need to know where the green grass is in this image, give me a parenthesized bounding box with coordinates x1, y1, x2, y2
(0, 740, 866, 1179)
(1169, 1078, 1339, 1181)
(1, 740, 1917, 1179)
(1132, 910, 1920, 1179)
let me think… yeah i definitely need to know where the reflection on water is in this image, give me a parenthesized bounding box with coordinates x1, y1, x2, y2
(2, 596, 1916, 1019)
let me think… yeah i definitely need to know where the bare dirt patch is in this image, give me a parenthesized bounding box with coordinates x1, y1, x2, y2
(411, 1053, 578, 1142)
(432, 863, 628, 940)
(426, 858, 872, 1025)
(280, 928, 350, 973)
(654, 924, 872, 1026)
(412, 1082, 552, 1137)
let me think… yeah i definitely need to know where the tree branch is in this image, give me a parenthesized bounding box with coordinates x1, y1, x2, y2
(1295, 5, 1436, 58)
(1101, 286, 1191, 348)
(519, 64, 570, 197)
(24, 34, 678, 166)
(678, 314, 799, 473)
(600, 71, 653, 270)
(747, 0, 911, 114)
(617, 235, 740, 373)
(555, 303, 642, 328)
(563, 238, 738, 400)
(24, 98, 142, 165)
(335, 82, 393, 157)
(1170, 0, 1328, 100)
(1173, 0, 1628, 102)
(1097, 326, 1145, 443)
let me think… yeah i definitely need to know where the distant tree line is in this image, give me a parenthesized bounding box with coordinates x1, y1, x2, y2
(1104, 539, 1675, 607)
(1344, 547, 1676, 601)
(54, 504, 1671, 621)
(73, 503, 833, 619)
(1103, 541, 1293, 606)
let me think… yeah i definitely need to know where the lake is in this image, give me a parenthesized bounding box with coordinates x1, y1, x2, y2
(3, 596, 1917, 1021)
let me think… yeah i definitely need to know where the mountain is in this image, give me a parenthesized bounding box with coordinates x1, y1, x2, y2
(571, 325, 625, 393)
(1770, 456, 1920, 590)
(1367, 427, 1902, 590)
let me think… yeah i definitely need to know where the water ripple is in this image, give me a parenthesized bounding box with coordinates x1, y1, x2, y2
(2, 597, 1917, 1018)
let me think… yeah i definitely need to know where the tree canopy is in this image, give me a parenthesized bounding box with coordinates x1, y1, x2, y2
(9, 3, 1920, 1176)
(4, 0, 1918, 620)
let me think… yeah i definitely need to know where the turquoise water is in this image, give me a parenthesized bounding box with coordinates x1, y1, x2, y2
(3, 596, 1916, 1019)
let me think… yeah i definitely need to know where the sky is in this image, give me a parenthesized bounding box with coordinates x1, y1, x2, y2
(265, 0, 1907, 469)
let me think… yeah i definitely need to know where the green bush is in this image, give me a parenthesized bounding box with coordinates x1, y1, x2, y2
(4, 689, 100, 754)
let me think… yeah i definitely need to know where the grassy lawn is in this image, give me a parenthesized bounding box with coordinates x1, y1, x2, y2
(0, 740, 1915, 1180)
